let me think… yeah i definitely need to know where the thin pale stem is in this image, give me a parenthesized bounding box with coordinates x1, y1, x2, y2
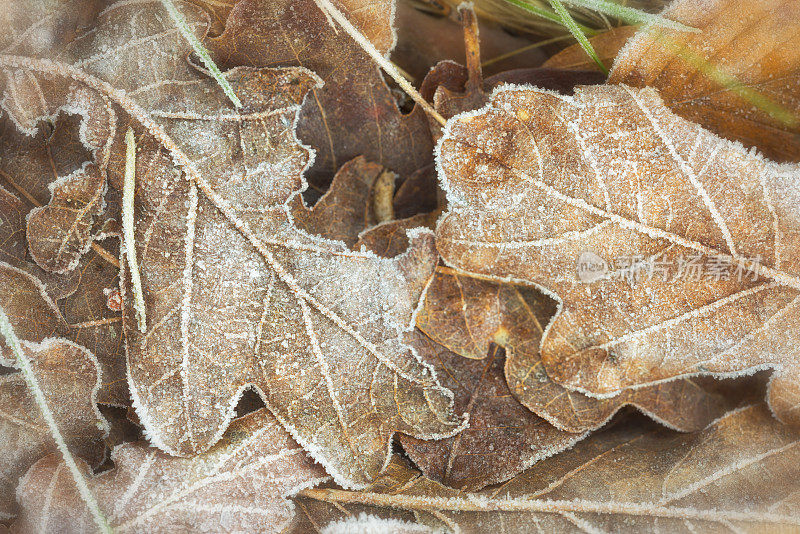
(0, 307, 112, 534)
(297, 488, 800, 526)
(123, 128, 147, 332)
(160, 0, 241, 108)
(312, 0, 446, 127)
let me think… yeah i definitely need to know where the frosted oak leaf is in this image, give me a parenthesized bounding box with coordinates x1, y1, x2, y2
(0, 338, 108, 520)
(418, 267, 756, 433)
(0, 0, 463, 488)
(435, 84, 800, 426)
(13, 409, 328, 534)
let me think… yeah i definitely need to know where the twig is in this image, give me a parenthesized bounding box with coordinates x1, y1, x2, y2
(160, 0, 241, 108)
(123, 128, 147, 332)
(312, 0, 446, 127)
(0, 307, 112, 534)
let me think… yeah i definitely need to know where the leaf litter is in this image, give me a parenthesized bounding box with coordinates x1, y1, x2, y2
(2, 0, 800, 532)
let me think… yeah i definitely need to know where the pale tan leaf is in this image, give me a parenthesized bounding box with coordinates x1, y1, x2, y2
(300, 404, 800, 533)
(13, 409, 328, 533)
(0, 0, 464, 488)
(0, 337, 108, 520)
(435, 83, 800, 426)
(609, 0, 800, 162)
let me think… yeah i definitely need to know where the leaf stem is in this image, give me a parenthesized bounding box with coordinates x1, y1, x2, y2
(160, 0, 241, 108)
(312, 0, 446, 127)
(123, 128, 147, 333)
(0, 307, 112, 534)
(297, 488, 800, 526)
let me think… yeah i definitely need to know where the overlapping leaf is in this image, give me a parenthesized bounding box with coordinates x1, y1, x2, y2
(436, 83, 800, 426)
(13, 409, 327, 533)
(0, 0, 464, 488)
(0, 117, 126, 405)
(419, 267, 757, 433)
(610, 0, 800, 162)
(0, 338, 108, 520)
(208, 0, 434, 185)
(399, 333, 584, 490)
(300, 404, 800, 533)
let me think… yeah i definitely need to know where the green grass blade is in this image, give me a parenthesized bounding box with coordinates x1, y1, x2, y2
(503, 0, 597, 34)
(549, 0, 608, 74)
(160, 0, 242, 108)
(564, 0, 699, 32)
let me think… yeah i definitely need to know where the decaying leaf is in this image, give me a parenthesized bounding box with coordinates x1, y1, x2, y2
(0, 337, 108, 520)
(400, 333, 585, 490)
(436, 83, 800, 426)
(0, 0, 463, 487)
(291, 156, 390, 248)
(300, 404, 800, 532)
(13, 409, 328, 533)
(208, 0, 434, 185)
(320, 513, 434, 534)
(609, 0, 800, 162)
(419, 267, 759, 433)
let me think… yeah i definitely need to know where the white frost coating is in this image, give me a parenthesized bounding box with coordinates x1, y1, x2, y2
(0, 1, 465, 490)
(123, 128, 147, 332)
(321, 513, 436, 534)
(15, 409, 329, 533)
(0, 262, 64, 367)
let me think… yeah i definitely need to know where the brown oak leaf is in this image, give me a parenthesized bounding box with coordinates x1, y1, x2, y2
(609, 0, 800, 162)
(543, 26, 636, 72)
(0, 337, 108, 520)
(399, 333, 585, 490)
(435, 83, 800, 426)
(208, 0, 434, 186)
(291, 156, 393, 248)
(300, 403, 800, 532)
(13, 409, 328, 533)
(0, 0, 464, 487)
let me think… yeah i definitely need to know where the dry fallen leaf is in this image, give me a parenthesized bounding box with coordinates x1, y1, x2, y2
(399, 333, 584, 490)
(301, 404, 800, 533)
(543, 26, 635, 72)
(436, 83, 800, 426)
(291, 156, 391, 248)
(0, 337, 108, 520)
(609, 0, 800, 162)
(0, 119, 126, 406)
(0, 0, 464, 488)
(13, 408, 327, 533)
(208, 0, 435, 186)
(419, 267, 758, 433)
